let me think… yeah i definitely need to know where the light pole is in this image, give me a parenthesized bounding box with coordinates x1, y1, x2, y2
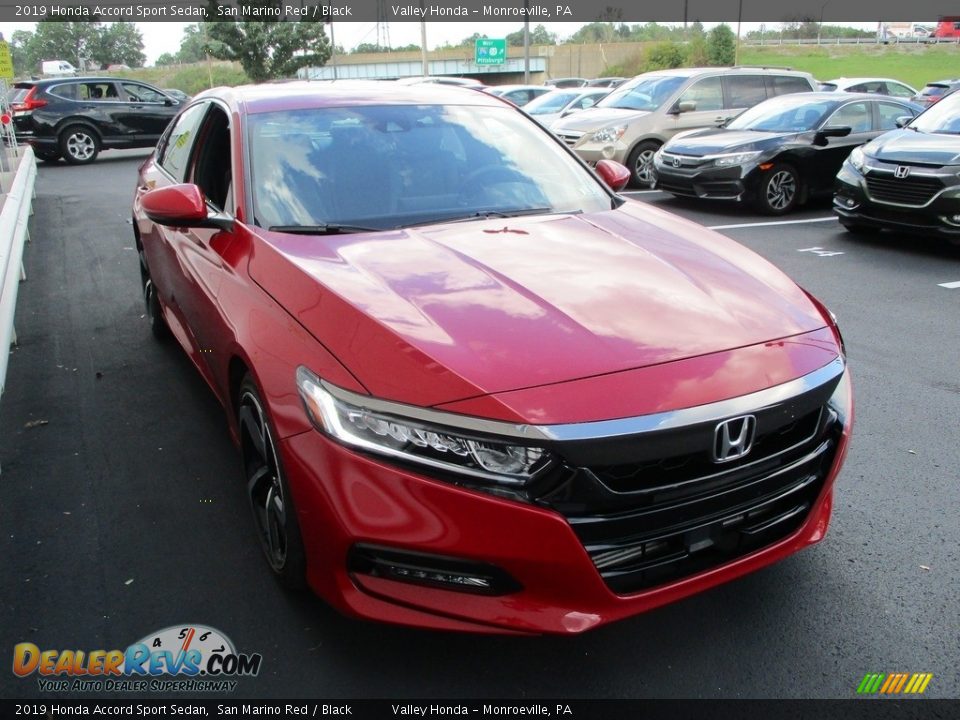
(817, 1, 830, 45)
(734, 0, 743, 65)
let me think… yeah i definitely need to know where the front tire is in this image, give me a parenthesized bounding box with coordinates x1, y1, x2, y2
(627, 141, 660, 188)
(140, 252, 169, 341)
(238, 376, 307, 590)
(59, 124, 100, 165)
(755, 163, 799, 215)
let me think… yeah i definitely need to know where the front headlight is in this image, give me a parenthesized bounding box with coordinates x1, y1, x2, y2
(592, 124, 627, 144)
(710, 150, 762, 167)
(295, 367, 554, 486)
(848, 146, 865, 172)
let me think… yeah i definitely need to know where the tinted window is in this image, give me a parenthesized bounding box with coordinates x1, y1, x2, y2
(877, 102, 914, 129)
(724, 76, 768, 108)
(47, 83, 78, 101)
(676, 77, 723, 111)
(826, 102, 872, 132)
(122, 83, 167, 103)
(191, 107, 233, 213)
(158, 103, 207, 181)
(771, 77, 813, 96)
(885, 82, 915, 98)
(921, 85, 948, 97)
(77, 82, 119, 101)
(849, 82, 884, 94)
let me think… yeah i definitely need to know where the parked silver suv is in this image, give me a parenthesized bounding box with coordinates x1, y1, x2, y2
(552, 67, 817, 186)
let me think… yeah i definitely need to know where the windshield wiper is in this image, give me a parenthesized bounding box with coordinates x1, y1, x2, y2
(445, 207, 557, 223)
(268, 223, 380, 235)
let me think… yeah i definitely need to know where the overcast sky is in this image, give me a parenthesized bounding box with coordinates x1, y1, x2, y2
(5, 20, 882, 66)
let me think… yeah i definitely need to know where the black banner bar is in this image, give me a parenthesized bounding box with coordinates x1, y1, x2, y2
(2, 0, 960, 24)
(0, 699, 956, 720)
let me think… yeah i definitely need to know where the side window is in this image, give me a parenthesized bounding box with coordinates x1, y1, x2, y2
(877, 102, 913, 130)
(676, 77, 723, 111)
(768, 76, 812, 97)
(191, 106, 233, 214)
(576, 96, 597, 110)
(122, 83, 167, 104)
(48, 83, 78, 101)
(158, 103, 208, 181)
(826, 102, 872, 133)
(724, 75, 768, 108)
(885, 82, 915, 98)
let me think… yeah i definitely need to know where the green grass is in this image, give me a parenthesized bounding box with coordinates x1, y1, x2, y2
(738, 43, 960, 90)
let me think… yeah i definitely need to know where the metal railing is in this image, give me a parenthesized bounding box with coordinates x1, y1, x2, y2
(744, 36, 960, 46)
(0, 145, 36, 397)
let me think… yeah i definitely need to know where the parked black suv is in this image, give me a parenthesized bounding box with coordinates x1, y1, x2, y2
(9, 77, 183, 164)
(834, 89, 960, 240)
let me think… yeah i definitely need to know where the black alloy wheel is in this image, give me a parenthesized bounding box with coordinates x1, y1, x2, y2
(238, 376, 307, 589)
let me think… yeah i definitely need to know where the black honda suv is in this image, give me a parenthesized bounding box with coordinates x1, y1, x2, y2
(9, 77, 183, 164)
(834, 89, 960, 240)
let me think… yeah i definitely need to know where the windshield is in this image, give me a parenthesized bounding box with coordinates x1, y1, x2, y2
(249, 104, 612, 231)
(525, 91, 579, 115)
(909, 91, 960, 133)
(597, 75, 686, 112)
(728, 97, 833, 132)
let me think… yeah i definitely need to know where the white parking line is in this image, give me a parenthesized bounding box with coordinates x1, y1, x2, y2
(708, 217, 838, 230)
(938, 281, 960, 289)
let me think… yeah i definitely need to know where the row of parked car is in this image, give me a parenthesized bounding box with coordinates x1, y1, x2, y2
(515, 66, 959, 239)
(8, 66, 959, 240)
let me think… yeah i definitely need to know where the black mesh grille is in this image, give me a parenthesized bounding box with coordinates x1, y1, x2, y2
(865, 174, 943, 206)
(536, 378, 842, 595)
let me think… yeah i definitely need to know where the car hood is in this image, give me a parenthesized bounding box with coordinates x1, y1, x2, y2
(866, 128, 960, 165)
(250, 204, 827, 408)
(664, 128, 795, 155)
(552, 107, 648, 132)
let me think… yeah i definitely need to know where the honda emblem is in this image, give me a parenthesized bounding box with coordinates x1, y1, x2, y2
(712, 415, 757, 463)
(894, 166, 910, 179)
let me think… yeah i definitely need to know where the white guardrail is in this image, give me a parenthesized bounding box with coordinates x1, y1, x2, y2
(0, 145, 37, 397)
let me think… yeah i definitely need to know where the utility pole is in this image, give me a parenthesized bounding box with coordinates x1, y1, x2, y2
(734, 0, 743, 65)
(523, 0, 530, 85)
(420, 18, 428, 77)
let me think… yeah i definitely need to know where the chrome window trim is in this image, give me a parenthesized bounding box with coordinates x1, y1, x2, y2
(320, 356, 845, 444)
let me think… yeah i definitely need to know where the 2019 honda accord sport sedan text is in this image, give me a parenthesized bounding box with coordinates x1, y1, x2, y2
(133, 81, 852, 634)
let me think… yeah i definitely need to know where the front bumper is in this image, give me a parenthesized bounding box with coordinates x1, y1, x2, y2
(653, 160, 750, 201)
(278, 365, 853, 635)
(834, 164, 960, 237)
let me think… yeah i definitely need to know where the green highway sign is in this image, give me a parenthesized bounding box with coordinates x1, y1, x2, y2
(475, 38, 506, 66)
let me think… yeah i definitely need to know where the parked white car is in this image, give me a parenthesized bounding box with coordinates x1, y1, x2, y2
(819, 77, 918, 99)
(523, 88, 610, 128)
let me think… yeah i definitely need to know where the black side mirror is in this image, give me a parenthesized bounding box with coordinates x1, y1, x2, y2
(814, 125, 852, 146)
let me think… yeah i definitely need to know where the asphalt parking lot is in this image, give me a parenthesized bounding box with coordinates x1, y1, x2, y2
(1, 149, 958, 700)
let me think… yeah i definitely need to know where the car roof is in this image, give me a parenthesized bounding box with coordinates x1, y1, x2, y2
(200, 80, 510, 114)
(488, 84, 548, 91)
(825, 77, 911, 86)
(635, 66, 809, 79)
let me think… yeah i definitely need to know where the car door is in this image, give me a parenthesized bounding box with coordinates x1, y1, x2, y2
(163, 103, 237, 385)
(138, 102, 210, 345)
(119, 81, 179, 142)
(667, 76, 727, 136)
(808, 100, 878, 193)
(67, 81, 132, 141)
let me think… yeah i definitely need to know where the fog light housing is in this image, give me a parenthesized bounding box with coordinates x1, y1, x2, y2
(943, 214, 960, 226)
(348, 544, 522, 596)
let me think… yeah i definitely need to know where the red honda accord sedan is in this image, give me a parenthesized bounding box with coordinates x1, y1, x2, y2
(133, 81, 852, 635)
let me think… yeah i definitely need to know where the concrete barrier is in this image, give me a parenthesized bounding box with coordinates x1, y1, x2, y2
(0, 144, 37, 397)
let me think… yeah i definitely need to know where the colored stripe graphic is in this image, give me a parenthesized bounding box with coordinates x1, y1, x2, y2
(857, 673, 932, 694)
